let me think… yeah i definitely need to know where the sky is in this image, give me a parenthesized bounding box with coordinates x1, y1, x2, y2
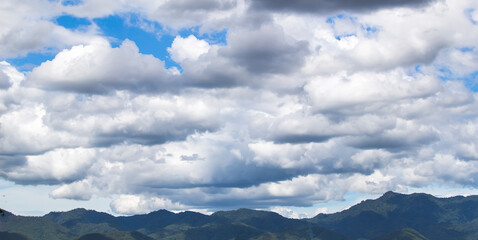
(1, 0, 478, 218)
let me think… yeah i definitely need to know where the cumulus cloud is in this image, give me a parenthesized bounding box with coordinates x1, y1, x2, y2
(5, 148, 95, 184)
(28, 38, 175, 94)
(221, 24, 309, 74)
(304, 70, 441, 112)
(110, 195, 186, 215)
(168, 35, 211, 63)
(0, 62, 13, 89)
(0, 0, 97, 58)
(177, 24, 310, 88)
(50, 179, 95, 200)
(0, 103, 84, 156)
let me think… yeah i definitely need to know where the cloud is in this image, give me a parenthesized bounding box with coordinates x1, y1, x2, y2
(221, 24, 309, 74)
(251, 0, 436, 14)
(110, 194, 187, 215)
(0, 63, 12, 89)
(178, 24, 310, 88)
(28, 38, 175, 94)
(61, 0, 241, 30)
(347, 119, 440, 150)
(146, 0, 238, 29)
(168, 35, 211, 63)
(5, 148, 95, 185)
(49, 179, 94, 201)
(304, 70, 441, 113)
(0, 103, 84, 156)
(49, 92, 222, 147)
(0, 0, 97, 58)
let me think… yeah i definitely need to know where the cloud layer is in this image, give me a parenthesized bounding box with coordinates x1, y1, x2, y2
(1, 0, 478, 215)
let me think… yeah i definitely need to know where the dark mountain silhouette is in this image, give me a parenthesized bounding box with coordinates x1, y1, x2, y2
(310, 191, 478, 240)
(212, 208, 310, 232)
(0, 231, 32, 240)
(371, 228, 429, 240)
(1, 191, 478, 239)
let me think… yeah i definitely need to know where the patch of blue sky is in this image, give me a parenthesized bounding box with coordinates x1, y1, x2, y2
(361, 25, 379, 33)
(6, 51, 56, 72)
(335, 33, 357, 41)
(61, 0, 83, 6)
(361, 24, 380, 38)
(465, 8, 477, 25)
(457, 46, 475, 52)
(415, 65, 423, 73)
(94, 14, 228, 70)
(436, 66, 453, 80)
(436, 66, 478, 92)
(94, 14, 180, 70)
(461, 71, 478, 92)
(55, 15, 91, 30)
(47, 0, 83, 6)
(178, 26, 228, 45)
(326, 13, 357, 25)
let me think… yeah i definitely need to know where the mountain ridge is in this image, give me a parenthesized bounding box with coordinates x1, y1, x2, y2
(2, 191, 478, 239)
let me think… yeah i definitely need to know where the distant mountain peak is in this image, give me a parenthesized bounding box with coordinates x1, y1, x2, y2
(380, 191, 404, 199)
(311, 191, 478, 240)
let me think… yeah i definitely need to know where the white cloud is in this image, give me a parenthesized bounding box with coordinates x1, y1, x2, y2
(28, 38, 173, 93)
(305, 69, 441, 112)
(110, 194, 187, 215)
(0, 103, 84, 156)
(0, 0, 97, 58)
(168, 35, 210, 63)
(5, 148, 95, 184)
(269, 206, 328, 219)
(50, 179, 94, 200)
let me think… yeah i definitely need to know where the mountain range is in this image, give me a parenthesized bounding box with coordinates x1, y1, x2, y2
(1, 191, 478, 240)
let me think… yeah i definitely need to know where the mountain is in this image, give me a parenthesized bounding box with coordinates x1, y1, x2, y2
(0, 210, 73, 240)
(76, 231, 154, 240)
(310, 191, 478, 240)
(212, 208, 310, 232)
(2, 206, 348, 240)
(372, 228, 429, 240)
(0, 231, 32, 240)
(2, 191, 478, 239)
(210, 208, 351, 240)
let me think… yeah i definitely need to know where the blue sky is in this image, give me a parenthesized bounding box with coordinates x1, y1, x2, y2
(1, 0, 478, 218)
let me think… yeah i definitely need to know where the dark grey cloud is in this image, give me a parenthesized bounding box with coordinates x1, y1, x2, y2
(251, 0, 436, 14)
(221, 26, 309, 75)
(273, 134, 334, 144)
(0, 155, 27, 172)
(92, 124, 218, 147)
(348, 129, 439, 150)
(178, 25, 309, 89)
